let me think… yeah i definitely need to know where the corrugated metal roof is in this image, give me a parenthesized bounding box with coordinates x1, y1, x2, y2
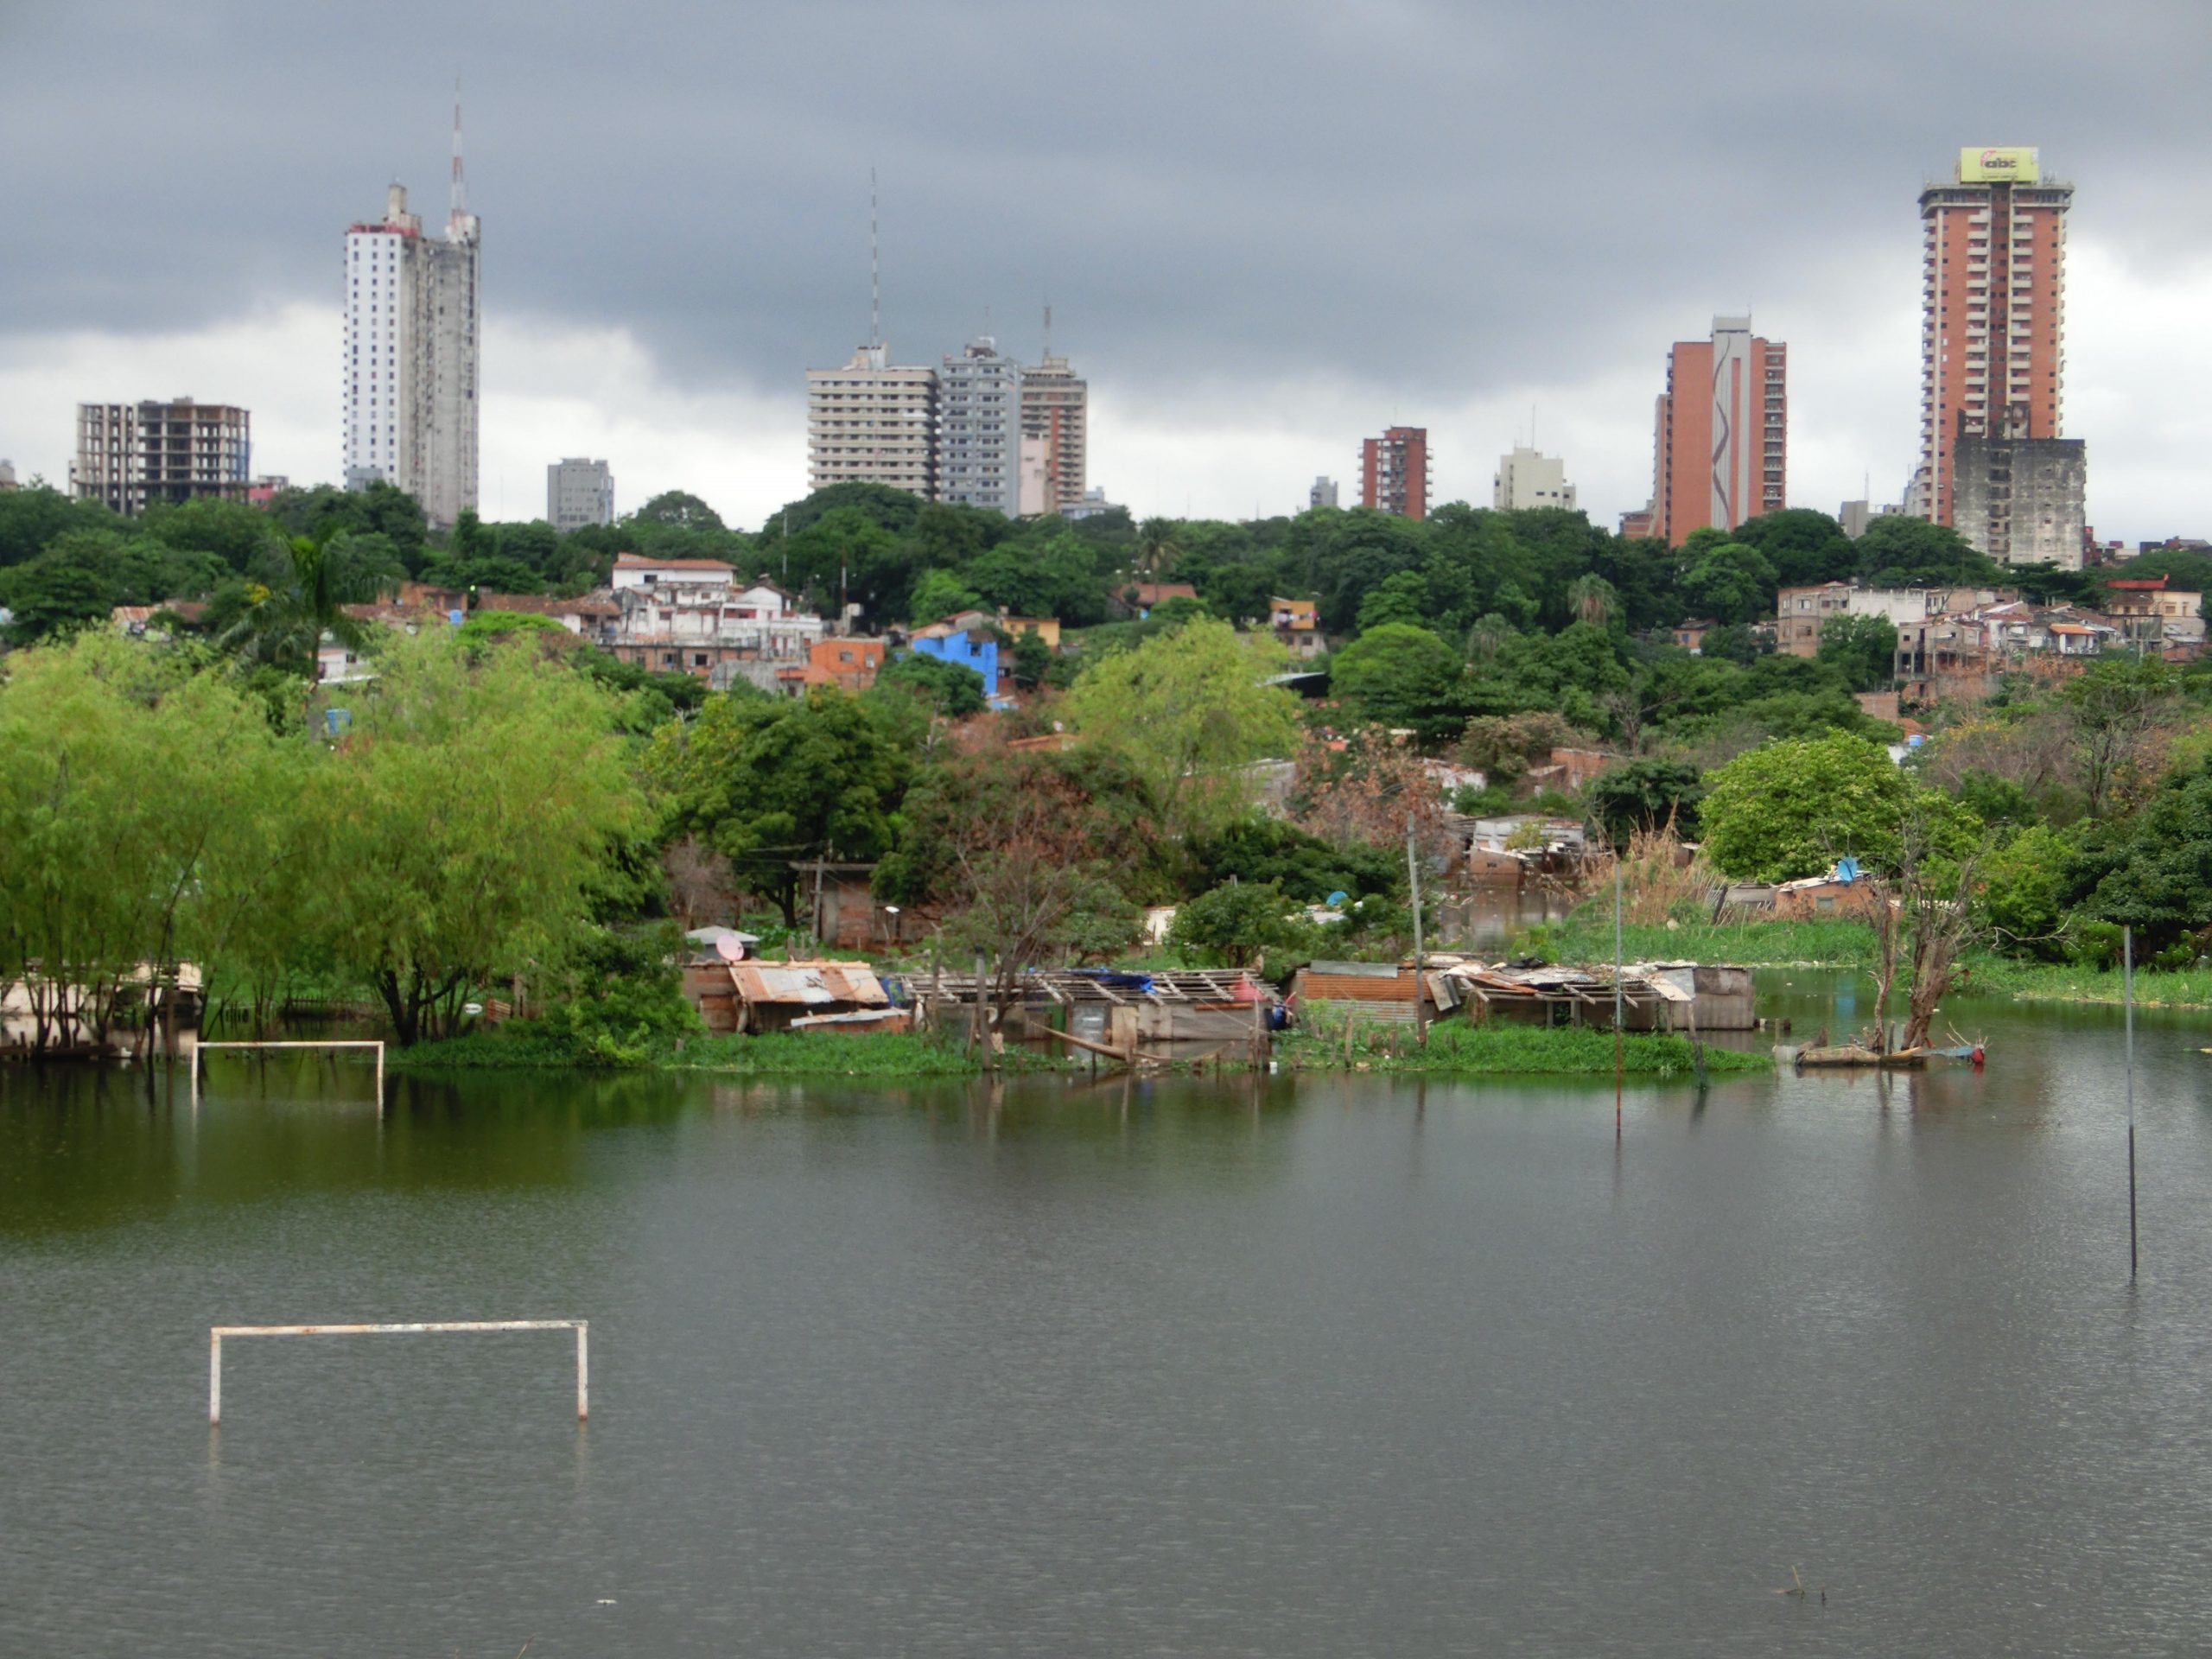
(727, 961, 887, 1007)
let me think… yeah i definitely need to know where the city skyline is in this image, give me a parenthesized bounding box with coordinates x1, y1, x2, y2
(2, 2, 2208, 541)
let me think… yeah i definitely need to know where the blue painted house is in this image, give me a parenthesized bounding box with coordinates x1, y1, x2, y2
(906, 632, 1011, 709)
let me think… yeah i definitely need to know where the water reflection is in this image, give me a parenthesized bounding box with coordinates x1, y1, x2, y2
(6, 980, 2212, 1656)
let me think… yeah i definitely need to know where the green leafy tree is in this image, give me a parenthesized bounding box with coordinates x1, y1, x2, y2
(908, 568, 982, 625)
(313, 633, 652, 1044)
(1166, 880, 1315, 969)
(1678, 538, 1778, 626)
(1586, 760, 1706, 848)
(874, 650, 988, 717)
(1188, 818, 1398, 904)
(0, 634, 293, 1049)
(1061, 618, 1300, 842)
(874, 745, 1173, 909)
(1974, 823, 2077, 958)
(2061, 655, 2176, 818)
(1700, 730, 1910, 880)
(0, 558, 111, 642)
(648, 688, 911, 927)
(1329, 621, 1466, 742)
(2064, 756, 2212, 956)
(1355, 570, 1431, 632)
(1732, 509, 1856, 587)
(1854, 516, 1999, 588)
(0, 484, 124, 569)
(1816, 613, 1899, 692)
(632, 490, 726, 531)
(1008, 630, 1058, 690)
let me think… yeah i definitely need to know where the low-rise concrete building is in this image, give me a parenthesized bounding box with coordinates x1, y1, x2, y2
(2104, 576, 2206, 652)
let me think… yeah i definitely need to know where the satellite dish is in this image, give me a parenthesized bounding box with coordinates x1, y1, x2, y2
(715, 934, 746, 962)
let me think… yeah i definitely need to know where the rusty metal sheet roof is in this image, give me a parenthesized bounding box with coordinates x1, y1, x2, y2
(727, 961, 887, 1007)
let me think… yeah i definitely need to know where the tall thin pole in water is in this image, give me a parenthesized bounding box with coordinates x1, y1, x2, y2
(1613, 854, 1624, 1141)
(2125, 924, 2139, 1281)
(1407, 813, 1427, 1048)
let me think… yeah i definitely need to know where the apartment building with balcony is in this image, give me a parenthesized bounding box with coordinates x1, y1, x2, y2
(1018, 353, 1086, 516)
(1359, 426, 1430, 519)
(1910, 147, 2073, 531)
(937, 339, 1023, 517)
(1634, 316, 1786, 547)
(805, 343, 938, 498)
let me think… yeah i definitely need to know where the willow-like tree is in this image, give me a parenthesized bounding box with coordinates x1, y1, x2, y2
(308, 632, 652, 1044)
(1060, 617, 1300, 843)
(0, 635, 287, 1051)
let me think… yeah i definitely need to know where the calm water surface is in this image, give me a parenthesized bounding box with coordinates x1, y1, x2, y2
(5, 973, 2212, 1657)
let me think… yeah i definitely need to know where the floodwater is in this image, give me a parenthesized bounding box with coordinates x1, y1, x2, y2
(4, 974, 2212, 1657)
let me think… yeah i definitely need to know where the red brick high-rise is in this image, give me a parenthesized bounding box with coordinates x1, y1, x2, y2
(1639, 316, 1786, 547)
(1911, 147, 2073, 526)
(1359, 426, 1429, 519)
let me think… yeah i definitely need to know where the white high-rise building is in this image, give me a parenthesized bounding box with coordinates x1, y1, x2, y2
(1492, 445, 1577, 512)
(547, 457, 615, 531)
(806, 343, 938, 498)
(343, 146, 480, 529)
(936, 338, 1023, 517)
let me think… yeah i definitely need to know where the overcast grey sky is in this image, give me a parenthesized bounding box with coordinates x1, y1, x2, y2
(3, 0, 2207, 541)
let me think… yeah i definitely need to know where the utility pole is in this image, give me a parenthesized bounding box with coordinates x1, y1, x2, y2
(1406, 813, 1427, 1046)
(1613, 854, 1624, 1141)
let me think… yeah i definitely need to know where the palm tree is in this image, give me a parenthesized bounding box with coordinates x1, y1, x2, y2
(1465, 612, 1513, 664)
(1567, 573, 1619, 630)
(219, 533, 393, 679)
(1135, 517, 1182, 582)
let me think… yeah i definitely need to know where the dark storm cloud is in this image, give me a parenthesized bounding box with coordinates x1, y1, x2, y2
(3, 0, 2206, 408)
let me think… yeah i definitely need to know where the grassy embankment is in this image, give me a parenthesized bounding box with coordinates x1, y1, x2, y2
(1276, 1014, 1769, 1077)
(393, 1015, 1770, 1080)
(1543, 913, 2212, 1009)
(389, 1028, 1034, 1077)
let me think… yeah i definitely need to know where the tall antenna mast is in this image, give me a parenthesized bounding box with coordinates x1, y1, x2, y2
(868, 167, 881, 350)
(1044, 302, 1052, 357)
(449, 79, 467, 230)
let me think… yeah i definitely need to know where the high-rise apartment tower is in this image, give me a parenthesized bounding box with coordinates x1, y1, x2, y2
(1637, 315, 1786, 546)
(1359, 426, 1429, 519)
(806, 343, 939, 498)
(937, 338, 1023, 517)
(1911, 146, 2073, 530)
(73, 398, 250, 515)
(1018, 353, 1087, 516)
(343, 112, 480, 529)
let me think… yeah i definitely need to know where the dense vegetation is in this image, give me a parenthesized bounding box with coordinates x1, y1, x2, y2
(3, 472, 2209, 1066)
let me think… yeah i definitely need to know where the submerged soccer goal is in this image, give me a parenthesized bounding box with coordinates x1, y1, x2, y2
(189, 1039, 385, 1111)
(207, 1319, 589, 1426)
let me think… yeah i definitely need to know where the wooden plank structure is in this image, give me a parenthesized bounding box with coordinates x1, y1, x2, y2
(899, 968, 1276, 1067)
(1443, 961, 1755, 1033)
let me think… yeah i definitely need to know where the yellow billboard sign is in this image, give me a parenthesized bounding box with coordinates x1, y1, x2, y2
(1961, 146, 2040, 183)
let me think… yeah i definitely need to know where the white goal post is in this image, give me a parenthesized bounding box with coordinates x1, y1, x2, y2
(208, 1319, 588, 1426)
(190, 1039, 385, 1111)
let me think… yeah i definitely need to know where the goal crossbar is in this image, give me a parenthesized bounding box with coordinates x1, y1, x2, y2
(189, 1039, 385, 1111)
(208, 1318, 588, 1425)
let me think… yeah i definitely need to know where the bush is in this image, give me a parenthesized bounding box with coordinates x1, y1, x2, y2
(1166, 880, 1318, 969)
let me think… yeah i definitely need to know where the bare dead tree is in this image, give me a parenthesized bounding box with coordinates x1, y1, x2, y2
(1861, 797, 1993, 1053)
